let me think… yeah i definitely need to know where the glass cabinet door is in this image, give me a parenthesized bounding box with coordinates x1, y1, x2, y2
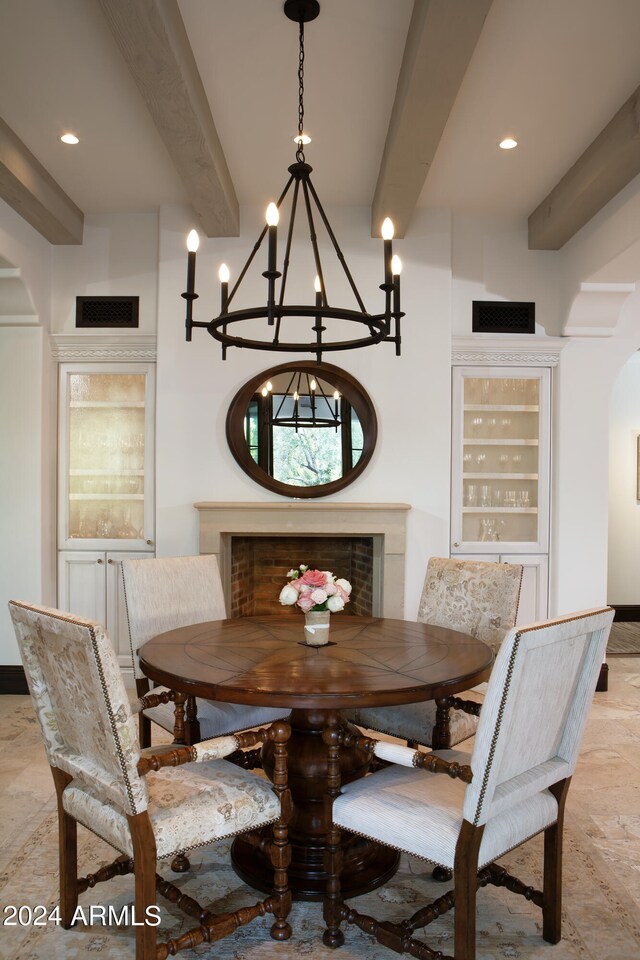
(58, 363, 155, 550)
(451, 367, 550, 553)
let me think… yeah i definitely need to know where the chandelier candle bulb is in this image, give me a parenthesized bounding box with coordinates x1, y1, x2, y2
(266, 202, 279, 273)
(218, 263, 230, 311)
(382, 217, 394, 287)
(314, 275, 322, 309)
(186, 229, 199, 294)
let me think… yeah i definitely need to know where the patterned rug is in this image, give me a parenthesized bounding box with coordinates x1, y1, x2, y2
(608, 621, 640, 655)
(3, 810, 640, 960)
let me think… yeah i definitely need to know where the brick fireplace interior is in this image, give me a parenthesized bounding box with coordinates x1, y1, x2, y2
(230, 535, 375, 617)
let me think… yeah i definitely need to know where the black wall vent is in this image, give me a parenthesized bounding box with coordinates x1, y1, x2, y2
(75, 296, 139, 329)
(472, 300, 535, 334)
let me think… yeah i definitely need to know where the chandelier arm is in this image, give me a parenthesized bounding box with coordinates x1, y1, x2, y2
(305, 178, 369, 316)
(277, 177, 301, 311)
(301, 178, 328, 308)
(225, 175, 295, 309)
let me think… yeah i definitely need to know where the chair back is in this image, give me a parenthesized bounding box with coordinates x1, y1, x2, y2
(463, 606, 614, 827)
(9, 601, 147, 817)
(418, 557, 523, 654)
(121, 554, 226, 679)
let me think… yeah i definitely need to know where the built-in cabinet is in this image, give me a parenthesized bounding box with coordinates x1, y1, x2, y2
(451, 359, 555, 622)
(56, 362, 155, 677)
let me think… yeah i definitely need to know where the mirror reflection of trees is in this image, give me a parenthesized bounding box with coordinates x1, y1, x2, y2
(227, 362, 376, 498)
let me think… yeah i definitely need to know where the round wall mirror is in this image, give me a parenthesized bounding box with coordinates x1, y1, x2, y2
(226, 361, 377, 498)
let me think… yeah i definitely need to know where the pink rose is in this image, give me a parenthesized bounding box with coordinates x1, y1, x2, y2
(310, 588, 328, 606)
(300, 569, 326, 588)
(335, 578, 352, 596)
(297, 594, 315, 613)
(324, 581, 337, 595)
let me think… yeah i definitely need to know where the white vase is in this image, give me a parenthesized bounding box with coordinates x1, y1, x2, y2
(304, 610, 331, 646)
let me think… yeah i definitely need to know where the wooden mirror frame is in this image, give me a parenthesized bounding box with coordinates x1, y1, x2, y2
(226, 361, 378, 498)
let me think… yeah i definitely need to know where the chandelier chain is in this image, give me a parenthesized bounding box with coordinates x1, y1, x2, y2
(296, 18, 305, 162)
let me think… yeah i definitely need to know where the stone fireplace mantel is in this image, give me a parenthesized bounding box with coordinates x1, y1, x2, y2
(195, 502, 411, 618)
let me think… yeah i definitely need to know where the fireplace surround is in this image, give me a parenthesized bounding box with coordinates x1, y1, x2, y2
(196, 502, 411, 619)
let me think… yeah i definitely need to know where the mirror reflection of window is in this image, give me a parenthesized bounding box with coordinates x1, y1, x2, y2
(226, 362, 377, 498)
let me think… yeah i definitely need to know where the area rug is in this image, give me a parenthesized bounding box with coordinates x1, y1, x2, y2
(3, 808, 639, 960)
(608, 621, 640, 655)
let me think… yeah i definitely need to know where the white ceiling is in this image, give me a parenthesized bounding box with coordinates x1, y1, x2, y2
(1, 0, 640, 227)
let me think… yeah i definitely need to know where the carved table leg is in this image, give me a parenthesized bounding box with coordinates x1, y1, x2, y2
(170, 692, 190, 873)
(231, 708, 399, 902)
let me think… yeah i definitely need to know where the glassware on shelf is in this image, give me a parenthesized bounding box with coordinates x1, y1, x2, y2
(475, 453, 486, 469)
(480, 484, 491, 507)
(116, 508, 136, 539)
(471, 416, 483, 434)
(492, 489, 502, 507)
(96, 513, 113, 538)
(517, 490, 530, 508)
(466, 484, 477, 507)
(505, 490, 517, 508)
(511, 454, 522, 469)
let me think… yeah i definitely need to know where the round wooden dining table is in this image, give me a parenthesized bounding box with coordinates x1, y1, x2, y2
(139, 615, 493, 901)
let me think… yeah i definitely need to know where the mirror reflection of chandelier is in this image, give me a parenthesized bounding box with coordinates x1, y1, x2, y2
(181, 0, 404, 364)
(262, 369, 341, 431)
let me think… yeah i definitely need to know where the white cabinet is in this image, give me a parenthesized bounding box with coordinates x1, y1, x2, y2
(58, 551, 151, 677)
(57, 362, 156, 682)
(451, 365, 552, 622)
(58, 363, 155, 550)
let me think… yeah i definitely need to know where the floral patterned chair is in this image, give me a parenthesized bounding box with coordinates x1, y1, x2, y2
(121, 555, 289, 748)
(322, 607, 614, 960)
(8, 600, 292, 960)
(351, 558, 523, 749)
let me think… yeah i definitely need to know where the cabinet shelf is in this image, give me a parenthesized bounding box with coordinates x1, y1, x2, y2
(70, 400, 145, 409)
(463, 472, 538, 480)
(463, 507, 538, 514)
(70, 494, 145, 501)
(464, 404, 539, 412)
(463, 438, 539, 446)
(70, 469, 144, 477)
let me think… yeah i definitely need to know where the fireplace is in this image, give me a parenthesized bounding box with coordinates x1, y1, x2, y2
(196, 502, 411, 619)
(231, 534, 376, 617)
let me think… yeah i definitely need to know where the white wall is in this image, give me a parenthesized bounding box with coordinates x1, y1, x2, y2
(52, 212, 159, 333)
(155, 203, 453, 616)
(608, 349, 640, 603)
(451, 214, 561, 336)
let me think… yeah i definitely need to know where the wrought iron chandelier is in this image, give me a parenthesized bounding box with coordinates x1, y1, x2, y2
(260, 370, 341, 431)
(181, 0, 403, 365)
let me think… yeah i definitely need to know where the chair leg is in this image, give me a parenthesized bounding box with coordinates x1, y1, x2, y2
(453, 820, 484, 960)
(432, 697, 452, 750)
(51, 767, 78, 928)
(323, 724, 345, 949)
(543, 778, 571, 944)
(139, 712, 152, 750)
(129, 812, 158, 960)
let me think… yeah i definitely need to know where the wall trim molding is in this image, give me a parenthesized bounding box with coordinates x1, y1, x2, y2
(50, 333, 156, 361)
(452, 335, 565, 366)
(0, 665, 28, 695)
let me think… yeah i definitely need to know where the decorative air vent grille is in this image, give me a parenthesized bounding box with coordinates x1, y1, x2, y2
(472, 300, 535, 334)
(75, 296, 139, 328)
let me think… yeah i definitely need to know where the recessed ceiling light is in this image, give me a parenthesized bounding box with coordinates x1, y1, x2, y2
(499, 137, 518, 150)
(60, 133, 79, 145)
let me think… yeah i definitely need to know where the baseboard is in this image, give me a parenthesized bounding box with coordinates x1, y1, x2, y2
(610, 604, 640, 621)
(0, 665, 29, 695)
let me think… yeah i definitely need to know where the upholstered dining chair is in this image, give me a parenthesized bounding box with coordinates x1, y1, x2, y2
(322, 606, 614, 960)
(121, 555, 289, 748)
(351, 557, 523, 749)
(9, 600, 292, 960)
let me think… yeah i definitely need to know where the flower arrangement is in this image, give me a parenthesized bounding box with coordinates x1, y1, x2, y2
(279, 564, 352, 613)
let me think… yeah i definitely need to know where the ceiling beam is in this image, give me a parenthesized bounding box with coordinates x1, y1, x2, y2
(98, 0, 239, 237)
(371, 0, 493, 238)
(529, 84, 640, 250)
(0, 117, 84, 245)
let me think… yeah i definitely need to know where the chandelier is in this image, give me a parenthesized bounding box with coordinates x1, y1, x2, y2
(181, 0, 403, 365)
(261, 370, 341, 431)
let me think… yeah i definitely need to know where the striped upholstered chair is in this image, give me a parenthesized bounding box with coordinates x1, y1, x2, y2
(322, 606, 614, 960)
(352, 558, 523, 749)
(121, 555, 289, 748)
(9, 600, 292, 960)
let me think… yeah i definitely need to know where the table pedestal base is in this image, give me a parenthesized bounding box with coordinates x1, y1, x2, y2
(231, 708, 400, 902)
